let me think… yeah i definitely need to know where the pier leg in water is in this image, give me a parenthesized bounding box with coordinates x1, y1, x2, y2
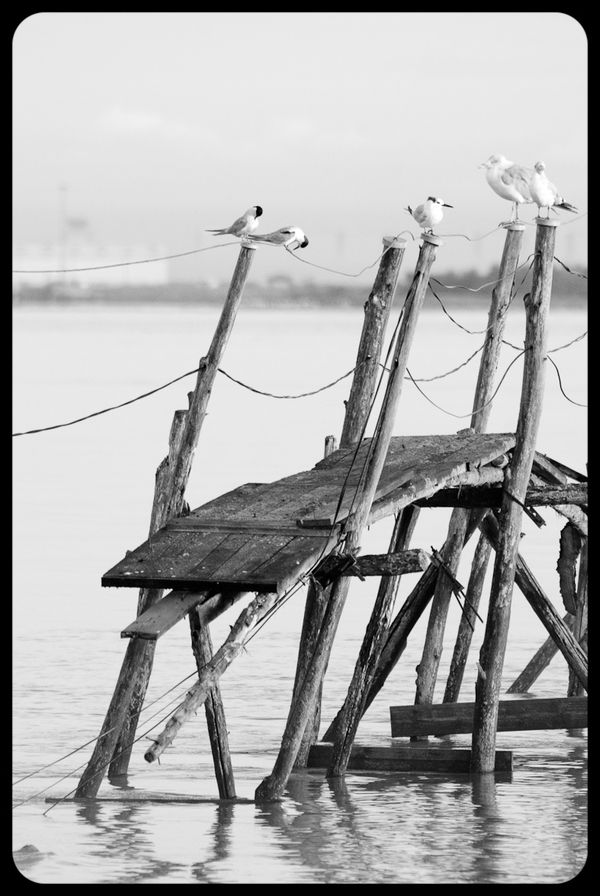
(256, 234, 441, 797)
(414, 224, 524, 722)
(291, 237, 407, 767)
(189, 610, 236, 799)
(472, 219, 558, 773)
(76, 245, 255, 798)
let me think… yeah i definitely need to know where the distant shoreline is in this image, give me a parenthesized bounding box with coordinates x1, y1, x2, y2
(12, 266, 588, 311)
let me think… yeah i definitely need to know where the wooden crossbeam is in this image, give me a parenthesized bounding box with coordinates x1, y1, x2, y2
(390, 696, 587, 738)
(308, 741, 512, 773)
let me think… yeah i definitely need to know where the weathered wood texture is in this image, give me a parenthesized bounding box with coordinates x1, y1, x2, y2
(506, 612, 574, 693)
(290, 263, 402, 770)
(340, 235, 407, 447)
(471, 219, 558, 772)
(321, 510, 488, 743)
(416, 483, 587, 508)
(189, 611, 236, 799)
(102, 432, 514, 592)
(557, 523, 583, 614)
(326, 506, 419, 775)
(391, 696, 587, 737)
(77, 246, 255, 797)
(443, 532, 493, 703)
(568, 539, 588, 700)
(144, 591, 279, 763)
(479, 513, 588, 690)
(308, 741, 512, 773)
(414, 225, 525, 722)
(256, 235, 441, 797)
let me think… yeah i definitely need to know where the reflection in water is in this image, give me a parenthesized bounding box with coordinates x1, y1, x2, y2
(75, 801, 185, 883)
(190, 804, 235, 882)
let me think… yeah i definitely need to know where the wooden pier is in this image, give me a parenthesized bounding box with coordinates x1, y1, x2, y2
(75, 222, 587, 803)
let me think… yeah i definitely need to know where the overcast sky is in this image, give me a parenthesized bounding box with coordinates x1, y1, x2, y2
(12, 12, 587, 283)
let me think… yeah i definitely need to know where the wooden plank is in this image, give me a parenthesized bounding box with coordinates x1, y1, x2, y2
(390, 696, 587, 737)
(351, 549, 430, 576)
(121, 589, 244, 640)
(534, 452, 587, 483)
(307, 741, 513, 773)
(416, 483, 588, 508)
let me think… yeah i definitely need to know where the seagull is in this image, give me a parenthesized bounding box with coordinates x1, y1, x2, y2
(479, 154, 534, 223)
(206, 205, 263, 237)
(530, 161, 578, 218)
(406, 197, 453, 234)
(248, 226, 309, 250)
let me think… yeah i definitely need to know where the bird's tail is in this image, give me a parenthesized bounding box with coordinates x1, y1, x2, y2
(205, 228, 227, 234)
(555, 201, 578, 213)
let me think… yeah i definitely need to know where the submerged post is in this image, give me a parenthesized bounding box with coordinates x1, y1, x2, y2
(76, 243, 255, 798)
(471, 219, 558, 772)
(414, 224, 524, 715)
(291, 236, 406, 767)
(255, 234, 440, 798)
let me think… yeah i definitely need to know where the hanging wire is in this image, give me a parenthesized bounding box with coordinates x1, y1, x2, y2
(12, 241, 240, 274)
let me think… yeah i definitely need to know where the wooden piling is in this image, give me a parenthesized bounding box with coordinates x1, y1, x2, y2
(506, 613, 574, 694)
(414, 224, 524, 716)
(76, 244, 255, 798)
(291, 237, 406, 768)
(188, 610, 236, 798)
(252, 234, 440, 796)
(471, 219, 559, 773)
(568, 539, 588, 699)
(479, 513, 588, 690)
(443, 532, 492, 703)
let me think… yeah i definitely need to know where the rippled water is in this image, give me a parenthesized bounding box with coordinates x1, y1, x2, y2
(13, 300, 587, 883)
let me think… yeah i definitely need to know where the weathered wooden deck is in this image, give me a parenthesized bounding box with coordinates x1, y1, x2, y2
(102, 431, 515, 593)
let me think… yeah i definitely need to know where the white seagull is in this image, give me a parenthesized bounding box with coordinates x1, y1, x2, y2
(479, 154, 534, 223)
(530, 161, 578, 218)
(406, 197, 453, 234)
(206, 205, 263, 237)
(249, 225, 309, 250)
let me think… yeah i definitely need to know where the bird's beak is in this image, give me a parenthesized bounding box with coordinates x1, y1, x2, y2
(443, 203, 453, 208)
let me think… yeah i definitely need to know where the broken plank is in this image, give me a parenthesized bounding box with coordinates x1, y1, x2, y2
(390, 696, 587, 737)
(121, 589, 244, 640)
(351, 549, 430, 576)
(307, 741, 512, 773)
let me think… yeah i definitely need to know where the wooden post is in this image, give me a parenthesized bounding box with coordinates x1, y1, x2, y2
(255, 234, 440, 797)
(568, 539, 587, 699)
(325, 505, 419, 773)
(291, 237, 407, 767)
(414, 224, 524, 715)
(76, 244, 255, 798)
(471, 218, 558, 773)
(321, 509, 487, 743)
(506, 612, 574, 694)
(479, 513, 588, 690)
(188, 610, 236, 798)
(443, 532, 492, 702)
(340, 236, 407, 447)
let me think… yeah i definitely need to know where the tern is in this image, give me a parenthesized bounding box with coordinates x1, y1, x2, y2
(206, 205, 263, 237)
(479, 154, 534, 223)
(406, 197, 453, 234)
(249, 226, 309, 250)
(530, 161, 578, 218)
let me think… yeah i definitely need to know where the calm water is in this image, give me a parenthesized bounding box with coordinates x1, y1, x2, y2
(13, 298, 587, 884)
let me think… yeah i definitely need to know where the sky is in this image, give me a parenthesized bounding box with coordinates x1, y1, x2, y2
(12, 12, 588, 285)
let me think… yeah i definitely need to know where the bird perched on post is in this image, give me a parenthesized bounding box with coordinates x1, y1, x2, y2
(206, 205, 263, 237)
(406, 197, 453, 234)
(529, 161, 578, 218)
(248, 226, 309, 250)
(479, 154, 534, 223)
